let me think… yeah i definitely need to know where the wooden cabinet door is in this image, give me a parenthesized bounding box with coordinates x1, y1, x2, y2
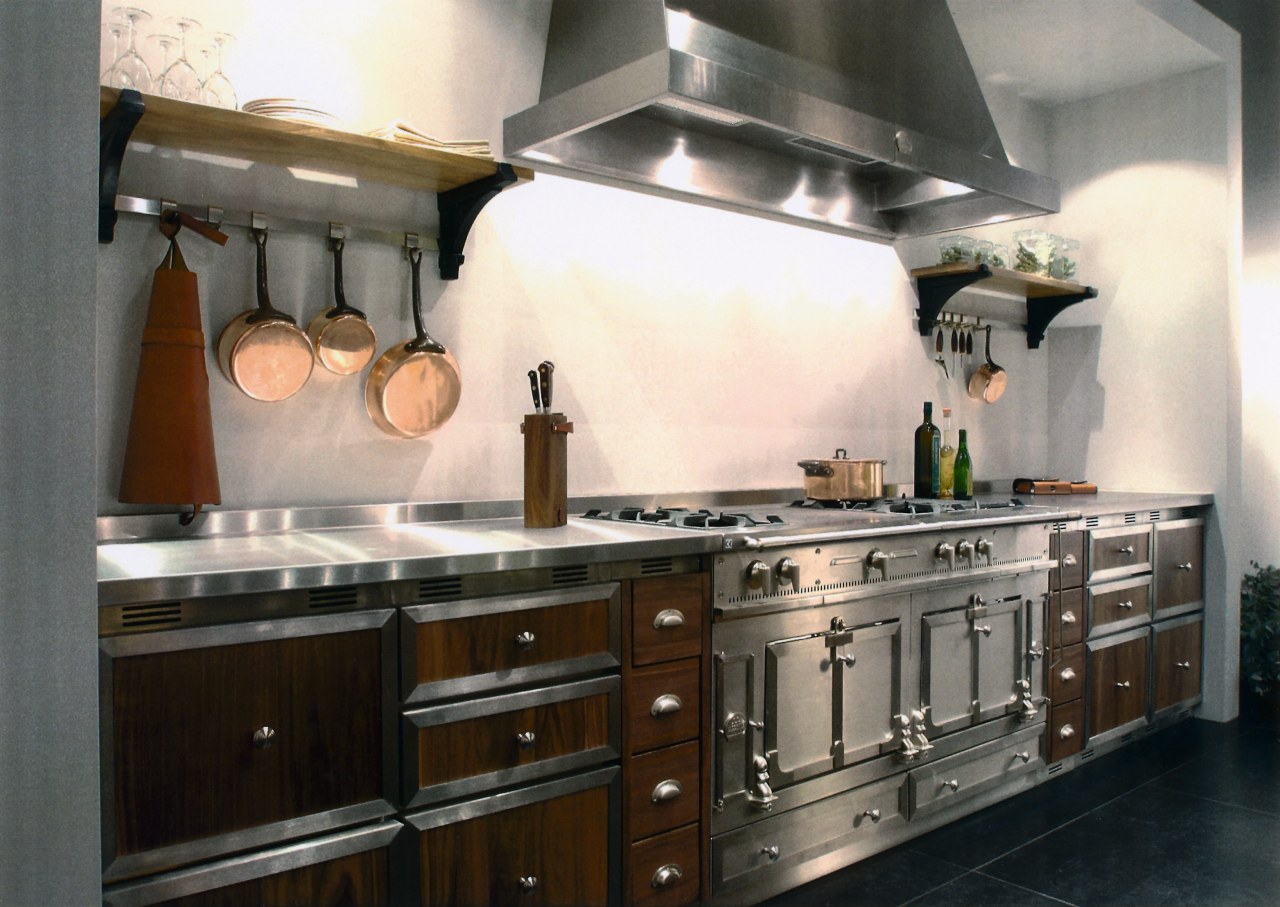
(417, 783, 610, 907)
(1154, 616, 1203, 712)
(1086, 633, 1149, 738)
(1155, 520, 1204, 615)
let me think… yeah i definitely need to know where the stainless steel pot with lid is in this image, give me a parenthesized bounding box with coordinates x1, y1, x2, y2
(797, 449, 886, 501)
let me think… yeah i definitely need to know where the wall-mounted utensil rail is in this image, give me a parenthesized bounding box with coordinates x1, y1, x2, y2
(98, 87, 531, 278)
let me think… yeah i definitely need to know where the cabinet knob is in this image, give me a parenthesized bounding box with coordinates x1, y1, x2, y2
(515, 631, 536, 650)
(1177, 660, 1193, 670)
(516, 731, 536, 749)
(1118, 545, 1135, 555)
(942, 779, 960, 792)
(651, 693, 683, 716)
(1115, 680, 1132, 690)
(653, 608, 686, 629)
(862, 808, 882, 823)
(1061, 554, 1078, 567)
(1015, 750, 1032, 764)
(518, 876, 538, 895)
(1061, 610, 1078, 625)
(652, 863, 684, 887)
(1059, 667, 1077, 683)
(651, 779, 684, 803)
(1059, 723, 1076, 740)
(837, 653, 857, 667)
(1118, 600, 1134, 610)
(760, 845, 781, 862)
(1177, 562, 1194, 571)
(973, 624, 993, 637)
(252, 726, 276, 749)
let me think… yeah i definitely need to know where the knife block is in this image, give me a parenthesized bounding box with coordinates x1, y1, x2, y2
(522, 413, 573, 528)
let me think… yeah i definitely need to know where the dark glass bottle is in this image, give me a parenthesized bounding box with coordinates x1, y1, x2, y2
(914, 402, 940, 498)
(954, 428, 974, 500)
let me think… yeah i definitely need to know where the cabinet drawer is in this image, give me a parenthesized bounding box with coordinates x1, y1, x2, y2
(1050, 644, 1085, 703)
(401, 584, 620, 703)
(627, 658, 701, 755)
(1048, 699, 1084, 763)
(406, 769, 615, 907)
(1088, 577, 1151, 636)
(1051, 587, 1084, 649)
(1155, 520, 1204, 616)
(101, 612, 397, 882)
(629, 824, 701, 907)
(403, 676, 620, 808)
(1051, 530, 1085, 590)
(908, 725, 1044, 818)
(1153, 614, 1203, 713)
(102, 821, 399, 907)
(628, 740, 700, 842)
(712, 773, 905, 895)
(632, 574, 704, 667)
(1088, 526, 1152, 582)
(1087, 630, 1149, 738)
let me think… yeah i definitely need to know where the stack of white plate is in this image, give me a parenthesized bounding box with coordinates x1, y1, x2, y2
(241, 98, 341, 127)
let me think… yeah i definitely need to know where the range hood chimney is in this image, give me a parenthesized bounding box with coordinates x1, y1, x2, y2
(503, 0, 1059, 242)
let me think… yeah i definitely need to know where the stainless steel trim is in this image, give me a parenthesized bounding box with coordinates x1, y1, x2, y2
(403, 765, 619, 831)
(102, 820, 402, 907)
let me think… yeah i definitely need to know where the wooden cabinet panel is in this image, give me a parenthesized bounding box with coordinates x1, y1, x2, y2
(1048, 698, 1084, 763)
(1050, 530, 1085, 590)
(1155, 521, 1204, 614)
(631, 574, 704, 667)
(148, 847, 388, 907)
(626, 741, 700, 842)
(628, 824, 701, 907)
(109, 626, 385, 858)
(1154, 617, 1203, 712)
(416, 693, 610, 787)
(1088, 578, 1151, 635)
(417, 784, 609, 907)
(1050, 645, 1084, 703)
(414, 598, 610, 684)
(1088, 527, 1152, 581)
(1087, 634, 1149, 738)
(1051, 587, 1084, 650)
(627, 659, 701, 755)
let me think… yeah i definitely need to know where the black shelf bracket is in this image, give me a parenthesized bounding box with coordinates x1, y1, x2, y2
(437, 163, 518, 280)
(1025, 288, 1097, 349)
(99, 88, 146, 244)
(915, 264, 992, 337)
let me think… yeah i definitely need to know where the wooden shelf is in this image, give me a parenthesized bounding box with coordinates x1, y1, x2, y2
(911, 263, 1098, 349)
(99, 87, 532, 278)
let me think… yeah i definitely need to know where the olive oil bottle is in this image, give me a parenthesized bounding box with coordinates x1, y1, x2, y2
(938, 407, 956, 499)
(914, 402, 940, 498)
(954, 429, 974, 500)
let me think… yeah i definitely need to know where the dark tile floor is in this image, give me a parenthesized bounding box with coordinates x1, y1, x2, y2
(760, 696, 1280, 907)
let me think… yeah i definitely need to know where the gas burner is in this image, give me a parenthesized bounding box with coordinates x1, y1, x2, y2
(582, 507, 786, 531)
(792, 497, 1031, 516)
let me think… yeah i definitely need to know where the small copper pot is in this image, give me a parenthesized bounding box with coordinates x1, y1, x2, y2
(306, 237, 377, 376)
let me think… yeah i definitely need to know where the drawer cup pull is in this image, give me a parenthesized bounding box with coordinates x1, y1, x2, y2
(651, 693, 683, 716)
(1115, 680, 1132, 690)
(1059, 667, 1076, 683)
(252, 726, 276, 749)
(862, 808, 882, 823)
(518, 876, 538, 894)
(1061, 611, 1078, 625)
(760, 845, 780, 862)
(516, 731, 536, 749)
(942, 779, 960, 792)
(1177, 660, 1192, 670)
(653, 608, 686, 629)
(1177, 562, 1194, 571)
(651, 779, 684, 803)
(1118, 545, 1135, 555)
(515, 631, 536, 650)
(1059, 723, 1076, 740)
(652, 863, 684, 887)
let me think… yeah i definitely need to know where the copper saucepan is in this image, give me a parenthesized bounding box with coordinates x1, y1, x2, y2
(307, 237, 377, 376)
(217, 228, 314, 401)
(967, 325, 1008, 403)
(797, 449, 886, 501)
(364, 247, 462, 438)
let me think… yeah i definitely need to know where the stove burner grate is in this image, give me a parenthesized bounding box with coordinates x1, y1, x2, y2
(582, 507, 786, 531)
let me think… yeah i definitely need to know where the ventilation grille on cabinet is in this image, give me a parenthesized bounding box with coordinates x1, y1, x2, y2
(307, 586, 359, 610)
(552, 565, 590, 586)
(1079, 748, 1095, 762)
(1085, 517, 1100, 529)
(1124, 513, 1137, 524)
(1047, 762, 1064, 776)
(1150, 511, 1162, 522)
(418, 577, 465, 602)
(119, 601, 184, 629)
(640, 557, 675, 576)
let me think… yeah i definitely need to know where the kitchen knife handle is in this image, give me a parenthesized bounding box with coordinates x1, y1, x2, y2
(538, 361, 554, 411)
(527, 369, 542, 413)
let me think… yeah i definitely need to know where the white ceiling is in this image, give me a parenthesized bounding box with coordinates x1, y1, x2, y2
(947, 0, 1224, 105)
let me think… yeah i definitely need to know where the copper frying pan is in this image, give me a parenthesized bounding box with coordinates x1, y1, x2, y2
(364, 248, 461, 438)
(307, 237, 377, 375)
(217, 228, 314, 401)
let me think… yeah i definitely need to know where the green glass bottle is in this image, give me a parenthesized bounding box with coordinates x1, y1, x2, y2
(914, 402, 940, 498)
(954, 428, 974, 500)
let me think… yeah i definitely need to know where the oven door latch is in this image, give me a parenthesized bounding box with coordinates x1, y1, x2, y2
(894, 706, 934, 763)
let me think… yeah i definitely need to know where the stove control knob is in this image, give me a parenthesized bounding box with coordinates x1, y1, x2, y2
(935, 541, 957, 569)
(956, 539, 975, 567)
(776, 557, 800, 588)
(975, 537, 993, 564)
(746, 560, 770, 591)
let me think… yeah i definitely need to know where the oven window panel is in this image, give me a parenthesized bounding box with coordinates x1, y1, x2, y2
(836, 620, 903, 765)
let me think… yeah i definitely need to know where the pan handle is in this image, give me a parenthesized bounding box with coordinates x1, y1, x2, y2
(798, 460, 835, 478)
(327, 238, 368, 320)
(246, 227, 299, 326)
(404, 248, 447, 354)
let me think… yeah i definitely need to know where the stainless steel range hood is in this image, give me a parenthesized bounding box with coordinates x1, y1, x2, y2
(503, 0, 1059, 242)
